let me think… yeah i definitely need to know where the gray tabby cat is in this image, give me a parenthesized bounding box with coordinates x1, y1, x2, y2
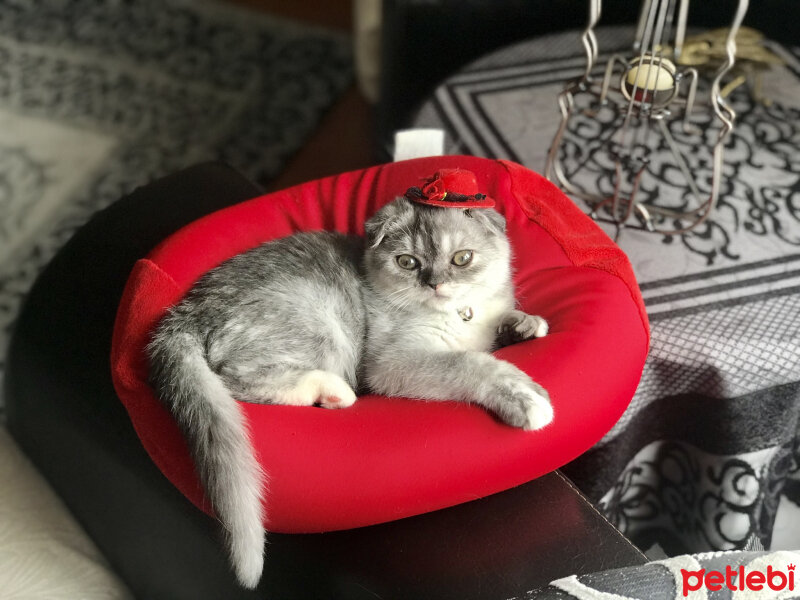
(147, 196, 553, 589)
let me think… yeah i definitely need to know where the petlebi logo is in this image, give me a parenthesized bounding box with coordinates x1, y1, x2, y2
(681, 563, 795, 596)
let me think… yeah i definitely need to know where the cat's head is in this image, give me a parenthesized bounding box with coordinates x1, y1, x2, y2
(364, 197, 512, 312)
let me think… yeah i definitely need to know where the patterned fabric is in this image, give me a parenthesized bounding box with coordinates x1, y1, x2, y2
(0, 0, 352, 406)
(412, 26, 800, 559)
(521, 551, 800, 599)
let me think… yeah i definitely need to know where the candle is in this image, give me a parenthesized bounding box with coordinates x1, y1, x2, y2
(626, 57, 676, 90)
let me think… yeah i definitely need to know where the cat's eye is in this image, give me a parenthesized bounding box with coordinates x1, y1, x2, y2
(452, 250, 473, 266)
(396, 254, 419, 270)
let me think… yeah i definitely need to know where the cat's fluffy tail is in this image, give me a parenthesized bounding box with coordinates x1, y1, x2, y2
(147, 329, 266, 589)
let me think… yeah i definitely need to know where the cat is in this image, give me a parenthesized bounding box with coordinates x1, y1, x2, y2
(147, 195, 553, 588)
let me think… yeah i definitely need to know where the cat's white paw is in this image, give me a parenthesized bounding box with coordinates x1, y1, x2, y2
(315, 372, 357, 409)
(530, 316, 549, 338)
(522, 389, 554, 431)
(489, 363, 553, 430)
(275, 370, 356, 408)
(498, 311, 549, 346)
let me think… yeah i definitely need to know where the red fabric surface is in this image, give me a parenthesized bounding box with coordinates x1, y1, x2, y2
(111, 156, 649, 533)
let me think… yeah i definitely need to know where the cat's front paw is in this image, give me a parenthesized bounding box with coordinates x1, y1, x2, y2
(493, 377, 553, 431)
(497, 310, 548, 346)
(522, 385, 554, 430)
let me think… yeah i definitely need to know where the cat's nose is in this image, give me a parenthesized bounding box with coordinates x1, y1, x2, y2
(428, 283, 441, 291)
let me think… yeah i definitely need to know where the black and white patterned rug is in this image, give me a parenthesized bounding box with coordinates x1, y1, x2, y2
(525, 550, 800, 599)
(412, 25, 800, 563)
(0, 0, 353, 411)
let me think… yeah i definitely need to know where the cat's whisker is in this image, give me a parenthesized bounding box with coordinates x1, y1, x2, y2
(384, 289, 414, 309)
(386, 294, 414, 313)
(386, 286, 415, 299)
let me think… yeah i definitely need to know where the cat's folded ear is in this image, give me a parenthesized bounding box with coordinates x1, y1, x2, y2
(471, 208, 506, 235)
(365, 197, 414, 248)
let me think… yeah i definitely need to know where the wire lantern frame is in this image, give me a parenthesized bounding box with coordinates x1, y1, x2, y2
(545, 0, 750, 237)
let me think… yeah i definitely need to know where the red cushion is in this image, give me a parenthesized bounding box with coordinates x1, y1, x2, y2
(111, 156, 649, 533)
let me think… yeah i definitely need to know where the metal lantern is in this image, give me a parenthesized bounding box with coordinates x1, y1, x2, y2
(545, 0, 749, 236)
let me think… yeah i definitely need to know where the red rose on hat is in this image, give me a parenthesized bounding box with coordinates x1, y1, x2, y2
(406, 169, 495, 209)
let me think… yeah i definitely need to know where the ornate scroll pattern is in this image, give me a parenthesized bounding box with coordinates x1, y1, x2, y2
(598, 440, 798, 554)
(558, 86, 800, 263)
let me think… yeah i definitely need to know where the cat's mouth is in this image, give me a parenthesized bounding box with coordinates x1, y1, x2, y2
(428, 287, 450, 300)
(424, 287, 457, 309)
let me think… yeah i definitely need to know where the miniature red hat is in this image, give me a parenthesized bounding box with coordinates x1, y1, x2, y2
(405, 169, 495, 208)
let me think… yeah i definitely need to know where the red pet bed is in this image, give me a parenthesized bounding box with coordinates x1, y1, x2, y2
(111, 156, 649, 533)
